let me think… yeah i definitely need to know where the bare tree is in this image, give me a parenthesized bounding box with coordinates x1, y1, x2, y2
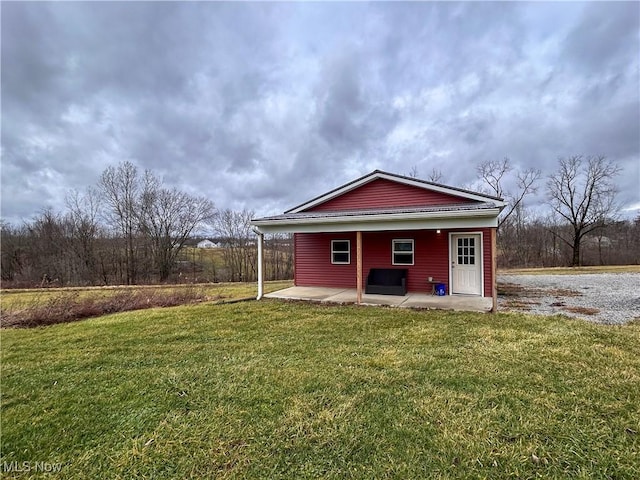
(138, 172, 216, 281)
(477, 157, 541, 229)
(26, 208, 73, 286)
(66, 187, 101, 283)
(547, 155, 621, 266)
(0, 220, 26, 283)
(214, 209, 256, 282)
(406, 166, 443, 182)
(497, 202, 535, 267)
(265, 233, 294, 280)
(96, 161, 217, 283)
(98, 161, 140, 284)
(426, 168, 443, 183)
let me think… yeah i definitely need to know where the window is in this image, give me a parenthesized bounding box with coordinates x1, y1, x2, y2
(392, 239, 414, 265)
(457, 237, 475, 265)
(331, 240, 350, 264)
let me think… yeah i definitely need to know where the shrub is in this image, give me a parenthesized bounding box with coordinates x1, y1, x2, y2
(1, 288, 214, 328)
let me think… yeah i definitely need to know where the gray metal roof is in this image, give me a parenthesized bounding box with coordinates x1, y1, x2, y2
(254, 201, 499, 223)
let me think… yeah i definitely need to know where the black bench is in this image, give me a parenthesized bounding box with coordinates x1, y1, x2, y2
(365, 268, 408, 296)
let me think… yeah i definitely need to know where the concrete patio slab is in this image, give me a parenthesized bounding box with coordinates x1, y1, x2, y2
(324, 290, 408, 306)
(265, 286, 493, 313)
(401, 294, 493, 312)
(265, 286, 348, 300)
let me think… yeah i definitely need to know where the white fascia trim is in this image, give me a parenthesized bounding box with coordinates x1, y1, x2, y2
(287, 174, 379, 213)
(287, 171, 506, 213)
(375, 173, 505, 205)
(252, 210, 500, 234)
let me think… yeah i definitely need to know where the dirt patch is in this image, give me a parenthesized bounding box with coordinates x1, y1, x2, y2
(498, 282, 543, 297)
(549, 288, 582, 297)
(501, 299, 541, 310)
(561, 306, 600, 316)
(498, 282, 581, 299)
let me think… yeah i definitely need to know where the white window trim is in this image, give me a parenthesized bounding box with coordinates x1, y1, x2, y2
(392, 239, 414, 266)
(331, 239, 351, 265)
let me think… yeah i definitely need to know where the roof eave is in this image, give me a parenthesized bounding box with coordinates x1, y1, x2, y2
(251, 208, 502, 234)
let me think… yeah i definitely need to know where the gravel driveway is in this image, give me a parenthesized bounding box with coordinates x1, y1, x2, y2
(497, 272, 640, 324)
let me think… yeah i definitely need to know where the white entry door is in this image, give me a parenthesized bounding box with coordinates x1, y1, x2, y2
(450, 234, 482, 295)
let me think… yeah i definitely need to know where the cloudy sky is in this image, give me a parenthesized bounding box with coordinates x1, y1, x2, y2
(2, 1, 639, 226)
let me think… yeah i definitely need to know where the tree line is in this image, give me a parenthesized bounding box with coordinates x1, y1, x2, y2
(1, 162, 292, 287)
(1, 155, 637, 288)
(474, 154, 639, 268)
(413, 154, 637, 267)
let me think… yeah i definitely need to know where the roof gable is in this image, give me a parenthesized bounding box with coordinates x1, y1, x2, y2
(308, 178, 472, 211)
(287, 170, 504, 213)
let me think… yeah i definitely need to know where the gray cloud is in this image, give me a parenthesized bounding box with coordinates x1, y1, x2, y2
(562, 2, 639, 74)
(2, 1, 639, 225)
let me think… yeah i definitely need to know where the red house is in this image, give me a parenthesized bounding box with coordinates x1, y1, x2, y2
(251, 170, 506, 310)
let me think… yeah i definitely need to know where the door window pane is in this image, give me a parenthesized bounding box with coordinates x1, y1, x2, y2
(457, 237, 476, 265)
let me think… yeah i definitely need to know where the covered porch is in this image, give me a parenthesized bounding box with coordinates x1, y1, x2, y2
(251, 170, 506, 313)
(252, 213, 500, 312)
(265, 286, 493, 313)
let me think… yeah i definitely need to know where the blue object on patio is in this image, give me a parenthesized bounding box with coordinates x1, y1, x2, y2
(435, 283, 446, 296)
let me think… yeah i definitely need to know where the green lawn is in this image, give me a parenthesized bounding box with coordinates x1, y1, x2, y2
(2, 300, 639, 479)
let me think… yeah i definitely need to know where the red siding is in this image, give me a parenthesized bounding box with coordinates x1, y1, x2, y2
(295, 228, 495, 296)
(294, 233, 357, 288)
(308, 178, 475, 212)
(361, 230, 449, 292)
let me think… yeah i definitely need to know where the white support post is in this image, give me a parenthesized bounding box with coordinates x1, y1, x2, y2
(257, 231, 264, 300)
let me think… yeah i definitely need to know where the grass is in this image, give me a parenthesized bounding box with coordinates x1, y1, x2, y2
(2, 300, 639, 478)
(178, 246, 226, 278)
(1, 281, 292, 327)
(500, 265, 640, 275)
(1, 281, 292, 308)
(177, 247, 293, 283)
